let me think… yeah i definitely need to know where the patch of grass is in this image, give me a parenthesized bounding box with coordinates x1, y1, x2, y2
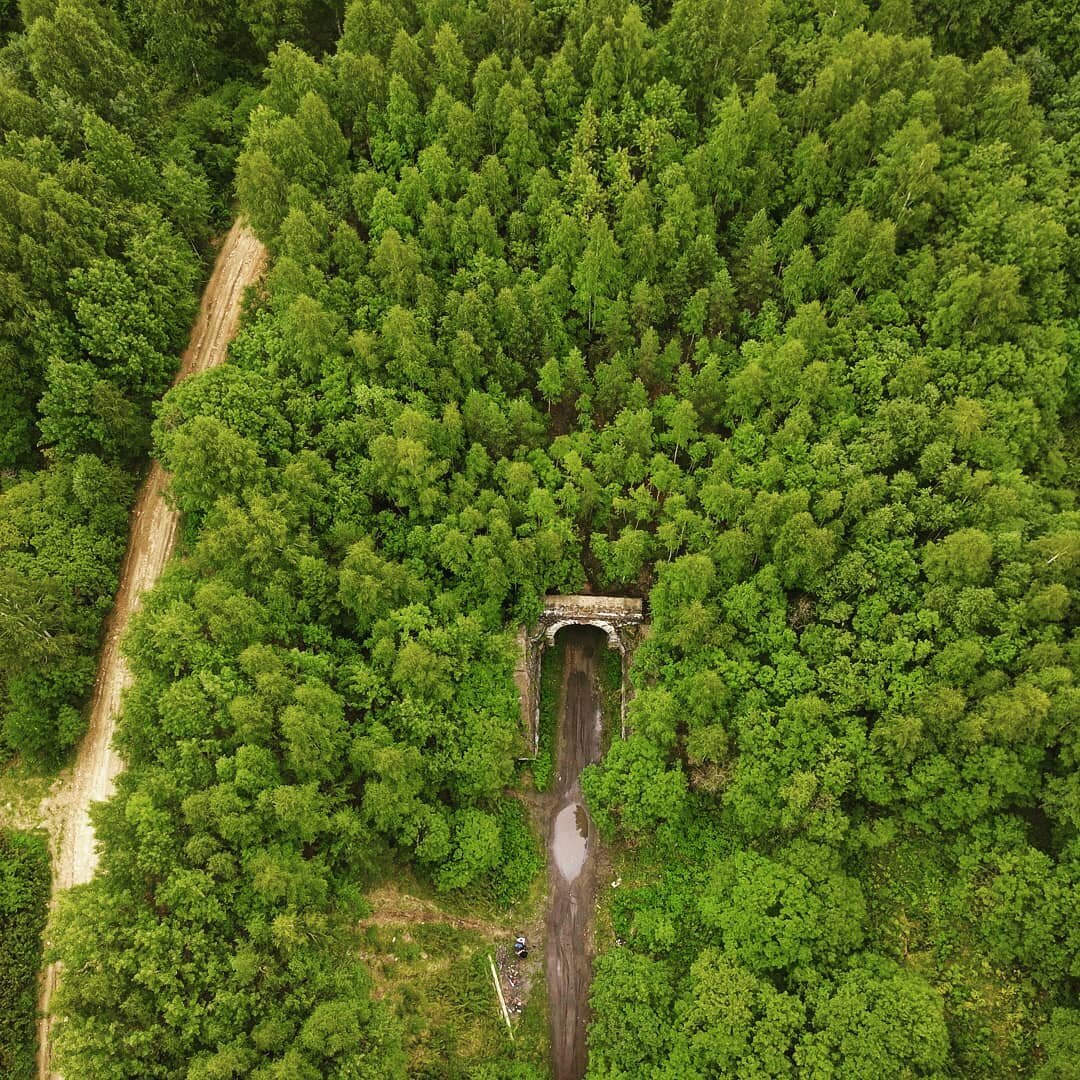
(359, 914, 548, 1077)
(513, 959, 550, 1067)
(0, 761, 53, 833)
(599, 647, 622, 753)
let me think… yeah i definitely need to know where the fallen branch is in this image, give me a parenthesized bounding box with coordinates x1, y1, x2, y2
(488, 953, 515, 1041)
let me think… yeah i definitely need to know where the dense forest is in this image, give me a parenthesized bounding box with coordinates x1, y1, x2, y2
(0, 0, 1077, 1075)
(0, 0, 219, 760)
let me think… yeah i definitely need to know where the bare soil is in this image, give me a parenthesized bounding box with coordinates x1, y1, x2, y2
(35, 221, 267, 1080)
(545, 626, 605, 1080)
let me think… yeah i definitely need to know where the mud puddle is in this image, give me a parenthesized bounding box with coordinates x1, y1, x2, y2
(552, 802, 590, 881)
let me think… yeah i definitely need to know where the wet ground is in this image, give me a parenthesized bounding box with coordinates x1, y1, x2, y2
(545, 627, 605, 1080)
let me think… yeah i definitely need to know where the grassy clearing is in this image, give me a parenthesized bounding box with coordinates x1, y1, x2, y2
(358, 905, 549, 1076)
(356, 802, 550, 1077)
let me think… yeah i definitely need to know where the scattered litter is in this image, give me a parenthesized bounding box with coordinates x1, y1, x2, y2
(493, 939, 534, 1017)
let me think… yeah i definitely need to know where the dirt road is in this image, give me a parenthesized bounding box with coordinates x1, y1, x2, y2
(546, 627, 605, 1080)
(36, 221, 267, 1080)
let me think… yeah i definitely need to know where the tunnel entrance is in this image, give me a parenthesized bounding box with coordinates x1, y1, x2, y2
(514, 595, 646, 755)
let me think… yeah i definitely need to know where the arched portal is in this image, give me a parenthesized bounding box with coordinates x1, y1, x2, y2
(514, 595, 647, 753)
(544, 618, 620, 649)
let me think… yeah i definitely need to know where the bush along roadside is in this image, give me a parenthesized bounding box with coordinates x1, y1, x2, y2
(0, 829, 49, 1080)
(532, 642, 565, 793)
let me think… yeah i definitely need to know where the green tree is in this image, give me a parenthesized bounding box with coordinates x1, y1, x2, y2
(796, 956, 949, 1078)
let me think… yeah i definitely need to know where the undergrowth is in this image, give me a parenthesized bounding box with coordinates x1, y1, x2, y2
(532, 641, 564, 792)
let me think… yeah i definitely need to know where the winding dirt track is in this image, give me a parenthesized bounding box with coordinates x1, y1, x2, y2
(35, 221, 267, 1080)
(546, 627, 604, 1080)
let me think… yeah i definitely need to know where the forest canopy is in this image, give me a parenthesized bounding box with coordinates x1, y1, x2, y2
(0, 0, 229, 760)
(1, 0, 1072, 1076)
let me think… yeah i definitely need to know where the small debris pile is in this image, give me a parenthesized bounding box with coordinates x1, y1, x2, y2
(495, 938, 532, 1016)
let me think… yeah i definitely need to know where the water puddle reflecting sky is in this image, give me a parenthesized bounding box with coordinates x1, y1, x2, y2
(552, 802, 589, 882)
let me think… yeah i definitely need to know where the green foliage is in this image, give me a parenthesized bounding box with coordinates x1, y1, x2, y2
(113, 0, 341, 87)
(796, 955, 949, 1078)
(0, 829, 49, 1080)
(484, 800, 543, 908)
(531, 640, 563, 792)
(0, 459, 134, 759)
(900, 0, 1079, 86)
(51, 0, 1080, 1075)
(1037, 1008, 1080, 1080)
(0, 0, 328, 759)
(0, 0, 232, 760)
(701, 846, 867, 975)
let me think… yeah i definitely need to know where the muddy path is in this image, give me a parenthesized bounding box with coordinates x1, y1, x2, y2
(546, 627, 605, 1080)
(35, 221, 267, 1080)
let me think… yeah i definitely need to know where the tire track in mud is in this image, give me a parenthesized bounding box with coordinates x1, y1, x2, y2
(546, 627, 605, 1080)
(35, 221, 267, 1080)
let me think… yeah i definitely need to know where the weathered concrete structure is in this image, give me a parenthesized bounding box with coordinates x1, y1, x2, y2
(515, 594, 647, 753)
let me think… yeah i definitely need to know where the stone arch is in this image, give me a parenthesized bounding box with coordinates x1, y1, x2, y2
(544, 618, 621, 650)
